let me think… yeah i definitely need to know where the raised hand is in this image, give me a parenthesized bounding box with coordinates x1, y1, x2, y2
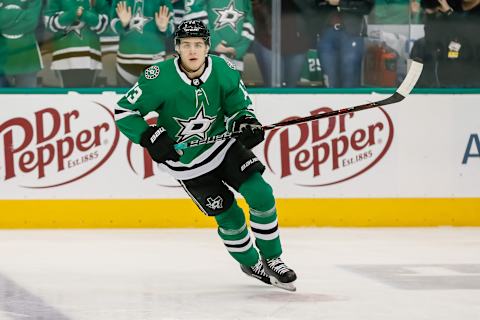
(116, 1, 132, 28)
(155, 5, 172, 32)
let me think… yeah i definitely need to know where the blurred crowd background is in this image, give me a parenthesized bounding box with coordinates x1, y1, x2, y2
(0, 0, 479, 89)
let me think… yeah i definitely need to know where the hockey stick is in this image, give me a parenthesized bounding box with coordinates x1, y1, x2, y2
(174, 59, 423, 151)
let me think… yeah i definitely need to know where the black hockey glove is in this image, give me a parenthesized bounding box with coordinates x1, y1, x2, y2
(140, 126, 180, 163)
(232, 116, 265, 149)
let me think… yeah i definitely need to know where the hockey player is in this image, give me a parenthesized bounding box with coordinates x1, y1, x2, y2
(115, 20, 297, 291)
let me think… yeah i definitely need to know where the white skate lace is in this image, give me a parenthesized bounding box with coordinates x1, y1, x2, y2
(267, 258, 290, 275)
(252, 261, 268, 277)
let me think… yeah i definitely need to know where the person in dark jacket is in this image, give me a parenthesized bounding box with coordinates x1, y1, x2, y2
(313, 0, 374, 87)
(251, 0, 314, 87)
(411, 0, 479, 87)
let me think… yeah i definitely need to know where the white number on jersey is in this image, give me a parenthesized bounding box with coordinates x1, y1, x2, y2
(126, 83, 143, 104)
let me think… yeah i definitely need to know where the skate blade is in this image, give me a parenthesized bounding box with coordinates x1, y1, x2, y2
(269, 276, 296, 292)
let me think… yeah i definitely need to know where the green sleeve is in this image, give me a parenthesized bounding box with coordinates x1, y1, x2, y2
(115, 69, 164, 144)
(220, 61, 255, 131)
(81, 0, 109, 28)
(58, 11, 77, 26)
(0, 0, 42, 34)
(45, 0, 77, 31)
(231, 2, 255, 59)
(81, 10, 100, 27)
(183, 0, 208, 24)
(0, 9, 18, 32)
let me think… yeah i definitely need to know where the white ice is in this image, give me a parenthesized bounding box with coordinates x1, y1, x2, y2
(0, 228, 479, 320)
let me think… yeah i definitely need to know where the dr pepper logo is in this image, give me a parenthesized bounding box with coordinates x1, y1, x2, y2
(264, 106, 394, 186)
(0, 102, 119, 188)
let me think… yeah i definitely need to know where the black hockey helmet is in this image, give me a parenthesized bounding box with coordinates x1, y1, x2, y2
(174, 20, 210, 46)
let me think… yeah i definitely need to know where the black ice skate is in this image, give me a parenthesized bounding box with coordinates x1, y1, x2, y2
(240, 260, 271, 285)
(262, 257, 297, 292)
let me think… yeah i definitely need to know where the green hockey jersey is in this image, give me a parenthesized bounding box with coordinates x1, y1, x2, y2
(115, 54, 255, 180)
(299, 49, 324, 86)
(172, 0, 185, 28)
(110, 0, 174, 65)
(99, 0, 119, 53)
(0, 0, 43, 75)
(45, 0, 109, 70)
(183, 0, 254, 70)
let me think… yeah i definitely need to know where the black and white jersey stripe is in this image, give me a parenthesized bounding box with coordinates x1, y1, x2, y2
(46, 12, 67, 32)
(158, 139, 235, 180)
(183, 11, 208, 27)
(250, 218, 279, 241)
(173, 9, 185, 27)
(91, 14, 109, 34)
(241, 22, 254, 41)
(117, 52, 166, 65)
(222, 233, 253, 253)
(114, 105, 142, 121)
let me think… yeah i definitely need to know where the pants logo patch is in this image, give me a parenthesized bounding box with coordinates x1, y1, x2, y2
(206, 196, 223, 210)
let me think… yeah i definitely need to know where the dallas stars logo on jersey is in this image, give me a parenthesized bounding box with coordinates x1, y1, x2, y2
(65, 21, 86, 39)
(128, 0, 153, 33)
(212, 0, 244, 31)
(173, 88, 216, 142)
(174, 106, 215, 141)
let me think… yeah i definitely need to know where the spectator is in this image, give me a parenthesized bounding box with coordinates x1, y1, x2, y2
(0, 0, 43, 87)
(45, 0, 109, 87)
(110, 0, 174, 86)
(462, 0, 480, 86)
(313, 0, 374, 88)
(251, 0, 313, 87)
(183, 0, 255, 73)
(411, 0, 477, 87)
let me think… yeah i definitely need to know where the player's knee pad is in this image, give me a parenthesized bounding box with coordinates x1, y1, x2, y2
(214, 201, 246, 232)
(239, 172, 275, 212)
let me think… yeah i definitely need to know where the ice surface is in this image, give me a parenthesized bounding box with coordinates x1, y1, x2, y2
(0, 228, 478, 320)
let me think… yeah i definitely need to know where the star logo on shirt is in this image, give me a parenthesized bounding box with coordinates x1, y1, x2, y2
(128, 3, 153, 34)
(212, 0, 244, 32)
(174, 106, 216, 142)
(65, 21, 86, 39)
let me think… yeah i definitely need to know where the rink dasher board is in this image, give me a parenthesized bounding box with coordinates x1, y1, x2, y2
(0, 93, 478, 227)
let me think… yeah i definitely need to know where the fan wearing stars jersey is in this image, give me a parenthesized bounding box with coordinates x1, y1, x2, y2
(0, 0, 43, 87)
(183, 0, 254, 72)
(45, 0, 110, 87)
(110, 0, 174, 85)
(115, 20, 297, 291)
